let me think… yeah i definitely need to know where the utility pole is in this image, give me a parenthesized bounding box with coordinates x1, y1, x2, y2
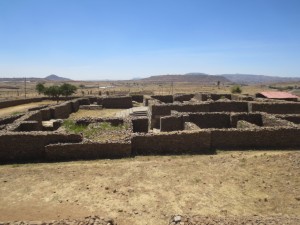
(171, 82, 174, 95)
(24, 77, 27, 99)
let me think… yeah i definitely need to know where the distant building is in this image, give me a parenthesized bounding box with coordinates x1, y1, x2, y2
(255, 91, 299, 101)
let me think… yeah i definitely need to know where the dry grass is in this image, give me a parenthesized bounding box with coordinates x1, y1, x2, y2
(0, 151, 299, 225)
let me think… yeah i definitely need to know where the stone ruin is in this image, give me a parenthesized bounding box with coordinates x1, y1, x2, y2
(0, 93, 299, 163)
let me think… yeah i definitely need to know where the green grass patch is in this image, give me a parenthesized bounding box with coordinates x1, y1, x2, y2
(62, 120, 87, 134)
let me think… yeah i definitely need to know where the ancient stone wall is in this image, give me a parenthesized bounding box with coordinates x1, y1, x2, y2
(173, 94, 194, 102)
(151, 95, 173, 103)
(45, 141, 131, 161)
(276, 114, 300, 124)
(194, 93, 232, 101)
(230, 113, 263, 127)
(132, 130, 212, 155)
(262, 114, 298, 127)
(0, 132, 82, 162)
(50, 102, 73, 119)
(0, 98, 44, 108)
(102, 96, 133, 108)
(132, 117, 148, 133)
(211, 127, 300, 149)
(189, 113, 231, 128)
(209, 101, 248, 112)
(160, 115, 184, 131)
(249, 102, 300, 114)
(131, 94, 144, 103)
(0, 114, 24, 126)
(40, 108, 52, 120)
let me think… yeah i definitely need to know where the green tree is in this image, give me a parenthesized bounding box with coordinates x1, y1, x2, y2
(35, 83, 45, 95)
(44, 85, 62, 102)
(230, 85, 242, 94)
(59, 83, 77, 97)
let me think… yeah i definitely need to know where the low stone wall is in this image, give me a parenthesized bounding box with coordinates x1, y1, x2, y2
(160, 115, 184, 131)
(131, 94, 144, 103)
(132, 117, 148, 133)
(40, 108, 52, 120)
(151, 95, 173, 103)
(132, 130, 212, 155)
(211, 127, 300, 149)
(18, 121, 42, 131)
(262, 114, 298, 127)
(79, 105, 103, 110)
(0, 97, 44, 108)
(173, 94, 194, 102)
(0, 113, 24, 126)
(189, 113, 231, 129)
(0, 132, 82, 162)
(50, 102, 73, 119)
(102, 96, 133, 108)
(6, 110, 43, 131)
(249, 102, 300, 114)
(209, 101, 248, 112)
(194, 93, 232, 101)
(276, 114, 300, 124)
(77, 98, 90, 105)
(45, 141, 131, 161)
(230, 113, 263, 127)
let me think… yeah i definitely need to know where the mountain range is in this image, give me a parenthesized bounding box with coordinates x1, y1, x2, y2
(1, 73, 300, 84)
(137, 73, 300, 84)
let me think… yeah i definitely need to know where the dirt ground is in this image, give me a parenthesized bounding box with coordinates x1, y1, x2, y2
(0, 100, 57, 117)
(68, 109, 124, 119)
(0, 151, 299, 225)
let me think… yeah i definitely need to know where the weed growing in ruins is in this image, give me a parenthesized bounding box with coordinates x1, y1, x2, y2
(11, 111, 22, 115)
(62, 120, 87, 134)
(62, 120, 128, 142)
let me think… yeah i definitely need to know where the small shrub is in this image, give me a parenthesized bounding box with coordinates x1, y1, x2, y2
(230, 85, 242, 94)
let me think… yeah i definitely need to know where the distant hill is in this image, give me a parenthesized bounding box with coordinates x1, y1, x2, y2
(45, 74, 72, 81)
(222, 74, 300, 84)
(0, 74, 72, 82)
(139, 73, 229, 83)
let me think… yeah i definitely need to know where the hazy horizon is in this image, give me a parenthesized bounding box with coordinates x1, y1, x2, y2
(1, 0, 300, 80)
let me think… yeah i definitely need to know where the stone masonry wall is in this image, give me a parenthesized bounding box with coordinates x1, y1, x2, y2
(211, 127, 300, 149)
(160, 115, 184, 131)
(230, 113, 263, 127)
(132, 117, 148, 133)
(276, 114, 300, 124)
(102, 96, 133, 108)
(0, 132, 82, 162)
(173, 94, 194, 102)
(249, 102, 300, 114)
(131, 130, 212, 155)
(45, 142, 131, 161)
(151, 95, 173, 103)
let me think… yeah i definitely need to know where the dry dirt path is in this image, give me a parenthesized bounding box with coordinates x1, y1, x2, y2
(0, 100, 57, 117)
(0, 151, 299, 225)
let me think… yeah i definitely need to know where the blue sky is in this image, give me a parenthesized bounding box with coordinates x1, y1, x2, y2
(0, 0, 300, 80)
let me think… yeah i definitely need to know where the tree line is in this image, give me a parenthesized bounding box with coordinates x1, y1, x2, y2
(36, 83, 77, 102)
